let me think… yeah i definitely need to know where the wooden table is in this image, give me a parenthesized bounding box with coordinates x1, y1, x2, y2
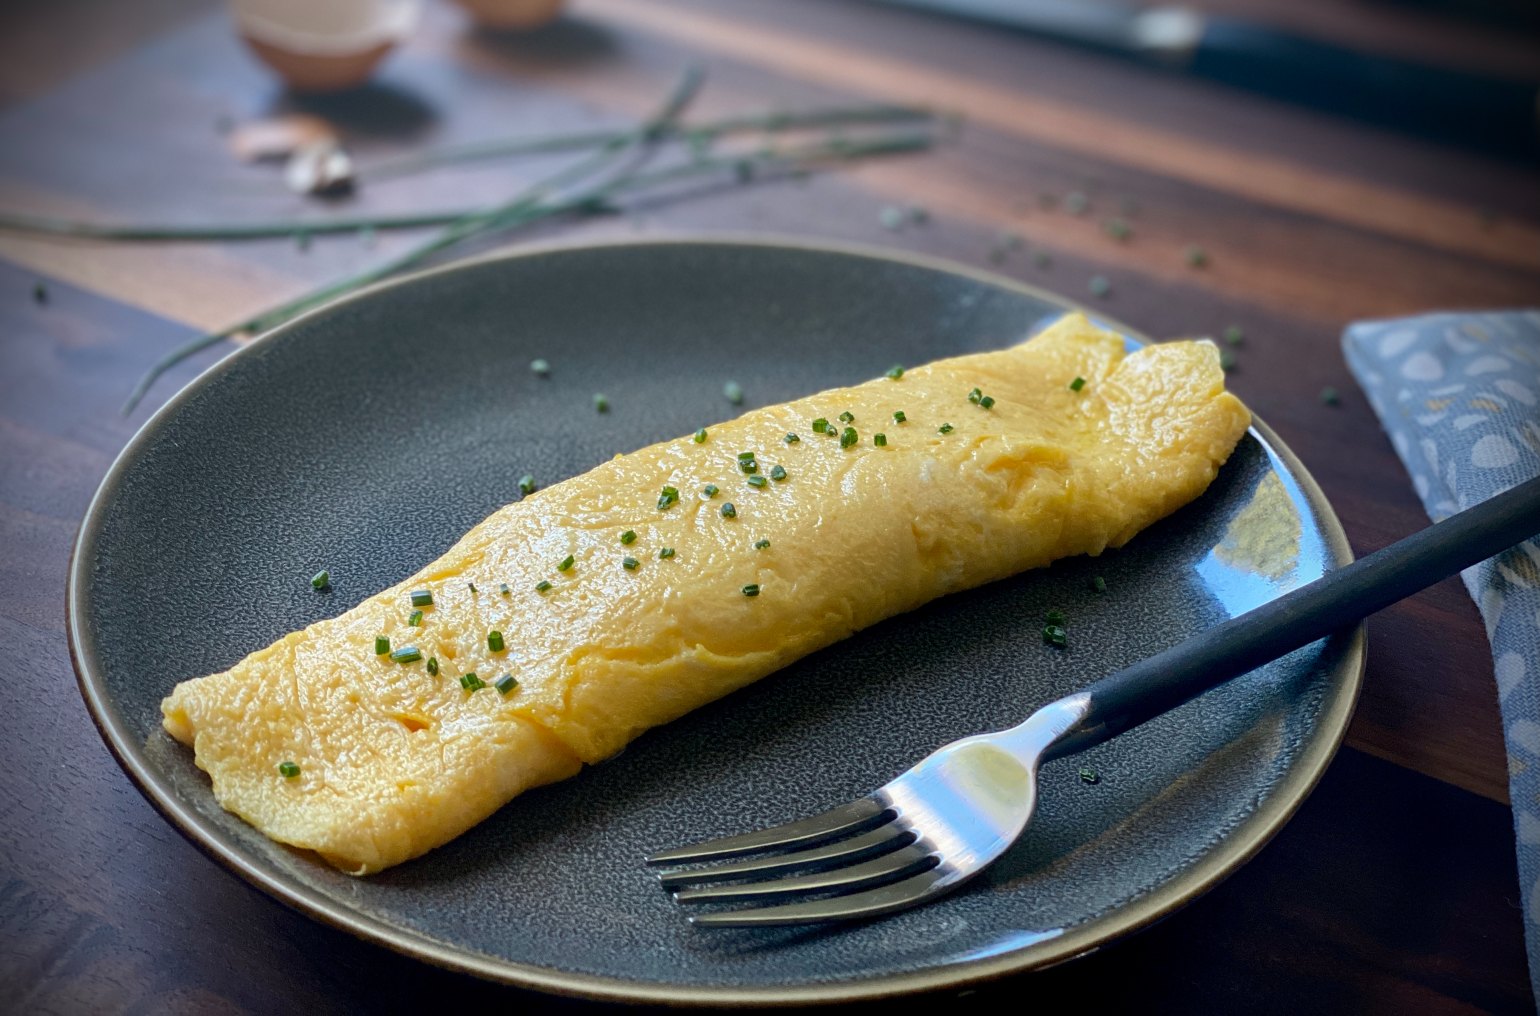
(3, 0, 1537, 1011)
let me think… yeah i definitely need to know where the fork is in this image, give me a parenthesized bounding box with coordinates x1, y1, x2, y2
(646, 474, 1540, 927)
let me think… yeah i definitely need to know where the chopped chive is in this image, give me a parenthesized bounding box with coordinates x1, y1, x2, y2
(391, 646, 423, 664)
(467, 582, 476, 594)
(1043, 624, 1067, 648)
(530, 358, 551, 376)
(460, 672, 486, 692)
(622, 556, 639, 570)
(724, 380, 744, 405)
(536, 580, 553, 592)
(703, 483, 719, 498)
(519, 474, 536, 496)
(620, 530, 637, 545)
(838, 411, 855, 423)
(784, 432, 800, 444)
(1092, 576, 1107, 593)
(968, 387, 982, 404)
(500, 582, 511, 596)
(427, 656, 439, 675)
(1219, 349, 1237, 372)
(1045, 609, 1066, 625)
(693, 427, 708, 444)
(1320, 386, 1340, 406)
(755, 538, 771, 550)
(557, 555, 575, 572)
(495, 674, 518, 695)
(879, 205, 906, 230)
(747, 475, 768, 488)
(408, 609, 423, 626)
(840, 426, 858, 448)
(721, 502, 737, 518)
(1070, 376, 1087, 392)
(1079, 766, 1100, 785)
(278, 761, 300, 779)
(812, 417, 829, 434)
(1184, 245, 1209, 268)
(874, 433, 887, 446)
(769, 464, 787, 481)
(410, 590, 433, 607)
(310, 569, 330, 590)
(892, 410, 906, 424)
(1088, 275, 1111, 298)
(741, 583, 760, 597)
(1223, 325, 1244, 346)
(658, 485, 680, 510)
(978, 395, 995, 410)
(739, 459, 759, 475)
(939, 423, 954, 434)
(375, 636, 390, 655)
(886, 365, 905, 380)
(487, 630, 505, 652)
(658, 547, 676, 559)
(737, 450, 756, 461)
(593, 393, 609, 413)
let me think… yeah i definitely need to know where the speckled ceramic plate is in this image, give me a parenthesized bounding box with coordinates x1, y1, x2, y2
(70, 237, 1362, 1005)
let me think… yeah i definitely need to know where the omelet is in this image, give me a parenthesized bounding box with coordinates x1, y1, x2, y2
(162, 313, 1250, 874)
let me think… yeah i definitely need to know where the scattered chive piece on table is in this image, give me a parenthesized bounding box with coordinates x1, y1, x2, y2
(536, 580, 552, 593)
(721, 502, 737, 518)
(593, 394, 609, 413)
(1219, 349, 1237, 372)
(518, 475, 536, 496)
(747, 475, 768, 488)
(703, 483, 719, 498)
(886, 364, 905, 380)
(1092, 576, 1107, 593)
(500, 582, 511, 596)
(839, 411, 855, 423)
(410, 590, 433, 607)
(874, 433, 888, 446)
(658, 547, 676, 559)
(724, 380, 744, 405)
(878, 205, 906, 230)
(979, 395, 995, 409)
(32, 282, 48, 305)
(1043, 624, 1068, 648)
(755, 538, 771, 550)
(769, 464, 787, 481)
(408, 610, 423, 626)
(1064, 191, 1089, 215)
(1079, 766, 1100, 785)
(939, 422, 954, 434)
(1223, 325, 1244, 346)
(391, 646, 423, 664)
(968, 387, 982, 404)
(1033, 250, 1053, 269)
(893, 410, 906, 424)
(784, 432, 799, 444)
(658, 486, 680, 509)
(278, 761, 300, 779)
(1320, 386, 1341, 406)
(1070, 376, 1087, 392)
(840, 426, 858, 449)
(1184, 245, 1208, 268)
(427, 656, 439, 675)
(310, 569, 329, 590)
(812, 417, 829, 434)
(495, 674, 518, 695)
(1046, 608, 1066, 625)
(742, 583, 761, 597)
(530, 358, 550, 376)
(620, 530, 637, 545)
(693, 428, 708, 444)
(622, 556, 640, 570)
(557, 555, 575, 572)
(374, 636, 390, 655)
(1088, 276, 1111, 298)
(460, 672, 485, 692)
(487, 630, 505, 652)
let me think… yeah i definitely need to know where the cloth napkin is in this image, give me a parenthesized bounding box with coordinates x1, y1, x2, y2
(1344, 309, 1540, 1001)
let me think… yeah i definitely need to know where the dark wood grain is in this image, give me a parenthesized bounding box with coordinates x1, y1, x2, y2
(1, 0, 1537, 1009)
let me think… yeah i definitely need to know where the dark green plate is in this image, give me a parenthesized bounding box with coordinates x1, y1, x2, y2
(69, 237, 1362, 1005)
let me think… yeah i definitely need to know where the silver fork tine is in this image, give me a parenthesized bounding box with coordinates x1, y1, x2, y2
(657, 825, 915, 889)
(686, 868, 955, 927)
(672, 844, 934, 904)
(645, 796, 889, 865)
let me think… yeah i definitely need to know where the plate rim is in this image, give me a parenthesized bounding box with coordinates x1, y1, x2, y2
(67, 233, 1365, 1006)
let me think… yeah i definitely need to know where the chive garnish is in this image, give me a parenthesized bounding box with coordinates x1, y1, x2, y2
(812, 417, 829, 434)
(1070, 377, 1087, 392)
(495, 674, 518, 695)
(623, 556, 639, 570)
(978, 395, 995, 409)
(968, 387, 982, 404)
(620, 530, 637, 545)
(1088, 276, 1110, 298)
(740, 459, 759, 474)
(500, 582, 511, 596)
(839, 411, 855, 423)
(703, 483, 719, 498)
(874, 433, 887, 446)
(1320, 386, 1340, 406)
(721, 502, 737, 518)
(310, 569, 330, 590)
(408, 610, 423, 626)
(784, 432, 800, 444)
(519, 475, 536, 495)
(1091, 576, 1107, 593)
(1079, 766, 1100, 785)
(892, 410, 906, 424)
(557, 555, 575, 571)
(593, 393, 610, 413)
(460, 672, 486, 692)
(391, 646, 423, 664)
(755, 538, 771, 550)
(747, 475, 768, 488)
(840, 426, 858, 448)
(737, 450, 756, 461)
(1043, 624, 1067, 648)
(769, 464, 787, 481)
(694, 428, 708, 443)
(938, 423, 954, 434)
(487, 630, 505, 652)
(1223, 325, 1244, 346)
(467, 582, 476, 594)
(536, 580, 552, 592)
(724, 380, 744, 405)
(1219, 349, 1237, 372)
(1103, 217, 1132, 242)
(427, 656, 440, 675)
(658, 547, 676, 559)
(658, 486, 680, 509)
(410, 590, 433, 607)
(1184, 245, 1208, 268)
(375, 636, 390, 655)
(278, 761, 300, 779)
(886, 365, 904, 380)
(1046, 609, 1066, 625)
(531, 358, 551, 376)
(742, 583, 760, 597)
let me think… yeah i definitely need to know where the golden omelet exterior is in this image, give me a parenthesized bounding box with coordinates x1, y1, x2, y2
(162, 313, 1250, 873)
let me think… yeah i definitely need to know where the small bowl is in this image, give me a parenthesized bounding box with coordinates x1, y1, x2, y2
(231, 0, 421, 93)
(450, 0, 567, 31)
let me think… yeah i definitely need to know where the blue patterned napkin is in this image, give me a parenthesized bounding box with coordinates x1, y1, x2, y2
(1344, 309, 1540, 1000)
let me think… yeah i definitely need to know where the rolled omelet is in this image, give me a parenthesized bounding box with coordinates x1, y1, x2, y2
(162, 313, 1250, 873)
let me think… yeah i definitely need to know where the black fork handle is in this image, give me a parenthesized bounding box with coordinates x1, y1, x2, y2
(1067, 475, 1540, 750)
